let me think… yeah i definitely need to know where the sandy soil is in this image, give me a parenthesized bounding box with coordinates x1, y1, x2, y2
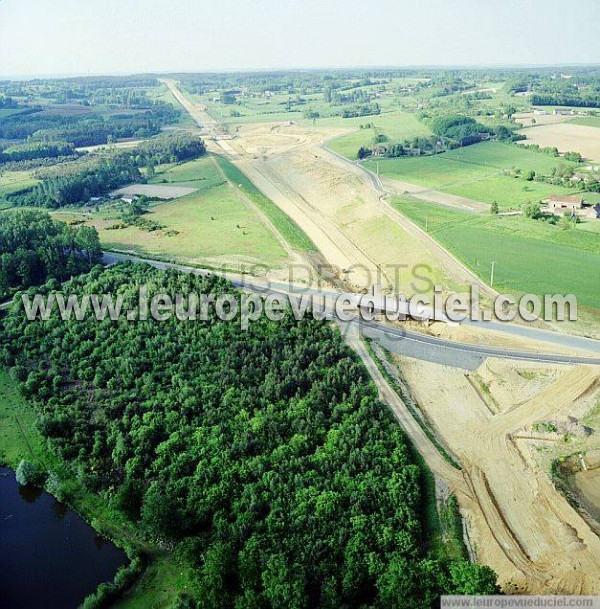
(164, 79, 600, 594)
(227, 121, 498, 295)
(573, 469, 600, 523)
(403, 320, 599, 358)
(394, 354, 600, 594)
(163, 81, 504, 299)
(517, 123, 600, 163)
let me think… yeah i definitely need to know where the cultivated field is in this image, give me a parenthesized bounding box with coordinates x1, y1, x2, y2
(368, 141, 580, 209)
(392, 196, 600, 310)
(570, 116, 600, 129)
(518, 122, 600, 163)
(226, 121, 473, 293)
(0, 169, 38, 200)
(111, 184, 198, 199)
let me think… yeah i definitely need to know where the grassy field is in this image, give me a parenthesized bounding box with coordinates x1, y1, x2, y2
(55, 155, 290, 271)
(0, 107, 28, 118)
(193, 77, 412, 129)
(212, 155, 317, 252)
(0, 169, 38, 200)
(113, 555, 197, 609)
(392, 196, 600, 309)
(148, 84, 197, 129)
(368, 141, 580, 209)
(327, 110, 433, 160)
(570, 116, 600, 128)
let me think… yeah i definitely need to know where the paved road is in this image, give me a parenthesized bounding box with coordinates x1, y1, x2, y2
(322, 143, 600, 357)
(103, 251, 600, 369)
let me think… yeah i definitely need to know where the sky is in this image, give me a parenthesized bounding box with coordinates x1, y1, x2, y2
(0, 0, 598, 77)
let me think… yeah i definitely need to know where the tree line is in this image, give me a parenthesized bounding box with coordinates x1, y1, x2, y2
(0, 101, 179, 147)
(0, 210, 102, 299)
(0, 140, 77, 164)
(8, 132, 206, 208)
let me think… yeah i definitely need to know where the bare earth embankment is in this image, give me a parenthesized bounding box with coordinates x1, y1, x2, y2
(393, 355, 600, 594)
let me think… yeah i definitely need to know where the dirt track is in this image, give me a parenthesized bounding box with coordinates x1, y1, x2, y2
(381, 176, 489, 213)
(227, 122, 500, 295)
(395, 355, 600, 594)
(165, 79, 501, 297)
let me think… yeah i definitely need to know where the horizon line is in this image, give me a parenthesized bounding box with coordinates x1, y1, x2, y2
(2, 62, 600, 81)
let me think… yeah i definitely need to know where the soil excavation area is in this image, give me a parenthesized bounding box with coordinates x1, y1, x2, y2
(393, 354, 600, 594)
(572, 469, 600, 524)
(166, 83, 600, 594)
(222, 121, 487, 295)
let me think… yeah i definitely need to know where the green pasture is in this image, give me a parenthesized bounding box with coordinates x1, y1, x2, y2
(392, 196, 600, 309)
(368, 141, 581, 209)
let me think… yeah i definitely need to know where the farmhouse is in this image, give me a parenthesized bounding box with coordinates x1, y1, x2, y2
(553, 108, 575, 116)
(547, 194, 584, 214)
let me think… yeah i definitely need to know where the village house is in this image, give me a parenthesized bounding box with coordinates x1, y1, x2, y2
(547, 194, 584, 215)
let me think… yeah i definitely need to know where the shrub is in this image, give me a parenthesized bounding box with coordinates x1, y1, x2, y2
(15, 459, 41, 486)
(45, 471, 65, 501)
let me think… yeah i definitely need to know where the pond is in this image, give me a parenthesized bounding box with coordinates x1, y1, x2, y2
(0, 467, 127, 609)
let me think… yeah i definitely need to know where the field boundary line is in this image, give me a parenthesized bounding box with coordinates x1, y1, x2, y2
(323, 141, 500, 299)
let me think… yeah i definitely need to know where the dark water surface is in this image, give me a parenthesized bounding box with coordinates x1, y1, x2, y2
(0, 467, 127, 609)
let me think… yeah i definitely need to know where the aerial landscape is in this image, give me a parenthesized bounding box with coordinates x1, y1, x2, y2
(0, 1, 599, 608)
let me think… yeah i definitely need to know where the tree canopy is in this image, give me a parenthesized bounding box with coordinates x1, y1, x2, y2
(0, 210, 102, 299)
(1, 263, 497, 607)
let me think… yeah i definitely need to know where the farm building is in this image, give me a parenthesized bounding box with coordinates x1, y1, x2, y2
(547, 194, 584, 214)
(553, 108, 575, 116)
(588, 204, 600, 220)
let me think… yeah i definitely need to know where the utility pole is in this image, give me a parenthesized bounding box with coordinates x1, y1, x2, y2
(376, 162, 379, 176)
(490, 261, 495, 288)
(425, 216, 428, 232)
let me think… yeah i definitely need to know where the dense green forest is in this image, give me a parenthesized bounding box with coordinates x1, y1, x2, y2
(133, 131, 206, 164)
(1, 263, 497, 607)
(0, 101, 179, 147)
(0, 140, 77, 163)
(8, 132, 206, 207)
(10, 152, 141, 207)
(0, 210, 102, 299)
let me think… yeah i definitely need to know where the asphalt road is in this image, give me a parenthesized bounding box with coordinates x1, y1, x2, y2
(103, 251, 600, 369)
